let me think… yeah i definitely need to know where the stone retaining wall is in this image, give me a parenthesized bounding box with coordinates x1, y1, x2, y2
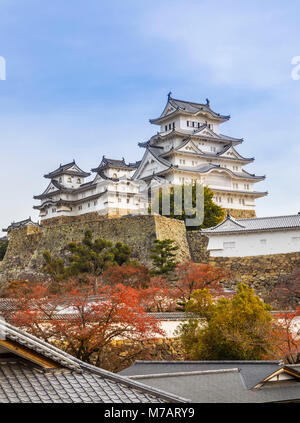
(186, 231, 210, 263)
(209, 252, 300, 298)
(0, 215, 190, 287)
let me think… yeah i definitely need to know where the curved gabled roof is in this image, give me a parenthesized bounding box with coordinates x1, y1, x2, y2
(150, 95, 230, 124)
(2, 217, 40, 233)
(132, 146, 172, 180)
(91, 156, 138, 173)
(44, 160, 90, 179)
(160, 139, 254, 164)
(215, 143, 252, 160)
(139, 127, 243, 149)
(33, 180, 75, 200)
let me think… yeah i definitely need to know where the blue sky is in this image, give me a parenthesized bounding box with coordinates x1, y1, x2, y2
(0, 0, 300, 228)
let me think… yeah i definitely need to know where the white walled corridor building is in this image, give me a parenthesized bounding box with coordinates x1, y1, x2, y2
(202, 213, 300, 257)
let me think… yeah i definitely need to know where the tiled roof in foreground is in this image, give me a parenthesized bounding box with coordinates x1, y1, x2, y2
(120, 361, 300, 403)
(0, 320, 188, 403)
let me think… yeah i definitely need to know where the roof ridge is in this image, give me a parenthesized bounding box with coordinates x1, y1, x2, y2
(237, 214, 300, 222)
(0, 320, 189, 403)
(0, 320, 81, 370)
(170, 97, 207, 107)
(129, 368, 240, 380)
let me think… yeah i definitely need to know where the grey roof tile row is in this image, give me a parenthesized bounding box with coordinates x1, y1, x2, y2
(120, 361, 300, 403)
(202, 213, 300, 234)
(0, 320, 188, 403)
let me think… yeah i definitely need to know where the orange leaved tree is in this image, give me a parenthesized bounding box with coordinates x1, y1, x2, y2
(273, 308, 300, 364)
(3, 280, 164, 367)
(102, 264, 151, 289)
(173, 261, 227, 304)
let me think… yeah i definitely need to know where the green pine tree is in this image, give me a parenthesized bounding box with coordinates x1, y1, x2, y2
(150, 239, 179, 276)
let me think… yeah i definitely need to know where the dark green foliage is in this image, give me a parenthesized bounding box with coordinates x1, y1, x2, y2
(152, 184, 224, 230)
(42, 230, 132, 282)
(42, 250, 68, 281)
(150, 239, 179, 275)
(202, 186, 225, 229)
(177, 284, 276, 360)
(0, 240, 8, 261)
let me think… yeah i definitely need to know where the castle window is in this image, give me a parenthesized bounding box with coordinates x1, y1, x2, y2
(88, 203, 90, 207)
(59, 177, 62, 183)
(77, 178, 81, 184)
(172, 122, 175, 129)
(94, 201, 97, 206)
(187, 121, 190, 127)
(78, 205, 82, 210)
(126, 198, 130, 204)
(113, 173, 118, 179)
(52, 208, 56, 213)
(165, 125, 167, 131)
(244, 184, 250, 190)
(169, 124, 172, 130)
(67, 177, 72, 183)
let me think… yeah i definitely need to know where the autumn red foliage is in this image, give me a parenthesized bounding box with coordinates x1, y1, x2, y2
(138, 276, 178, 312)
(173, 261, 227, 302)
(3, 280, 164, 366)
(102, 264, 151, 289)
(273, 308, 300, 364)
(268, 269, 300, 310)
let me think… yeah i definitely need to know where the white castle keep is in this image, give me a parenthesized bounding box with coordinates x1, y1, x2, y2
(33, 94, 267, 221)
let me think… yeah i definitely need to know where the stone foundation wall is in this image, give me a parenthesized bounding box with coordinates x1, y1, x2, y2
(186, 231, 210, 263)
(2, 212, 299, 300)
(209, 252, 300, 299)
(0, 215, 190, 287)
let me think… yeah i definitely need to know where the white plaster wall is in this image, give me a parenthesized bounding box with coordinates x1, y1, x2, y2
(208, 230, 300, 257)
(39, 178, 146, 221)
